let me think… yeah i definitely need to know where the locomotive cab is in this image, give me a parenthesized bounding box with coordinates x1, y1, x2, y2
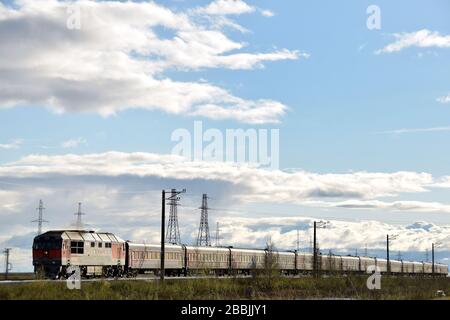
(33, 230, 126, 279)
(33, 232, 64, 278)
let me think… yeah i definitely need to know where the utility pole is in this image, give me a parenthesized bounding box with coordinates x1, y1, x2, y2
(432, 243, 435, 276)
(160, 189, 185, 282)
(397, 251, 402, 261)
(32, 199, 48, 236)
(296, 229, 299, 252)
(312, 220, 329, 277)
(386, 234, 398, 275)
(197, 194, 211, 246)
(3, 248, 12, 280)
(166, 189, 181, 244)
(313, 221, 317, 277)
(74, 202, 85, 230)
(386, 234, 390, 275)
(161, 190, 165, 282)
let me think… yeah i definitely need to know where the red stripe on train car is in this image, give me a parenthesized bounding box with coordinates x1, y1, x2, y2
(33, 249, 62, 259)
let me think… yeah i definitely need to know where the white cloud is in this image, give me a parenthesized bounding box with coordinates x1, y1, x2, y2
(376, 126, 450, 134)
(0, 0, 303, 124)
(437, 94, 450, 104)
(196, 0, 255, 16)
(376, 29, 450, 54)
(311, 199, 450, 213)
(260, 9, 275, 17)
(0, 190, 23, 213)
(0, 139, 23, 150)
(0, 151, 444, 205)
(61, 137, 86, 149)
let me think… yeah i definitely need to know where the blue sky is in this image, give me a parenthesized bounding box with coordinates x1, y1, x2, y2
(2, 0, 450, 174)
(1, 0, 450, 270)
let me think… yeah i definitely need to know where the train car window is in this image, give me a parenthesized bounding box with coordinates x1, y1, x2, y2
(105, 243, 112, 248)
(98, 242, 103, 248)
(91, 242, 95, 248)
(70, 241, 84, 254)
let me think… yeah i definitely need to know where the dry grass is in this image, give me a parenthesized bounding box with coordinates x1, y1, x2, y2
(0, 275, 449, 300)
(0, 273, 35, 281)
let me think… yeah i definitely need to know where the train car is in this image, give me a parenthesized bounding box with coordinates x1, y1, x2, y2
(33, 230, 125, 278)
(277, 251, 296, 272)
(412, 261, 424, 274)
(186, 246, 230, 273)
(230, 248, 266, 271)
(402, 260, 413, 274)
(390, 260, 402, 274)
(376, 258, 388, 273)
(320, 254, 343, 273)
(423, 262, 433, 274)
(342, 256, 360, 272)
(436, 263, 448, 276)
(126, 243, 184, 275)
(360, 257, 376, 273)
(297, 252, 313, 271)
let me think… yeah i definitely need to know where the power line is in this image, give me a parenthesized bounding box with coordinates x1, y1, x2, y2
(197, 194, 211, 246)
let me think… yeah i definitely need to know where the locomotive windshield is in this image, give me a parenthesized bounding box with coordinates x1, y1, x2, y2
(33, 238, 62, 249)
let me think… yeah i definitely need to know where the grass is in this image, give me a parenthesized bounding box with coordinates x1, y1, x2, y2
(0, 275, 449, 300)
(0, 273, 35, 281)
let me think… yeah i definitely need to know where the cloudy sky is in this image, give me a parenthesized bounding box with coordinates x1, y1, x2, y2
(1, 0, 450, 271)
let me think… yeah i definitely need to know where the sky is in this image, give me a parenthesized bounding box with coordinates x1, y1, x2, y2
(0, 0, 450, 271)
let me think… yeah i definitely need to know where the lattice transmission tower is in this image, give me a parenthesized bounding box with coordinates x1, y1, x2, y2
(166, 189, 182, 244)
(197, 194, 211, 246)
(215, 221, 221, 247)
(74, 202, 85, 230)
(32, 199, 48, 236)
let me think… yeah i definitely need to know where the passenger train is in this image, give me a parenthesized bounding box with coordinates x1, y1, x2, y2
(32, 230, 448, 279)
